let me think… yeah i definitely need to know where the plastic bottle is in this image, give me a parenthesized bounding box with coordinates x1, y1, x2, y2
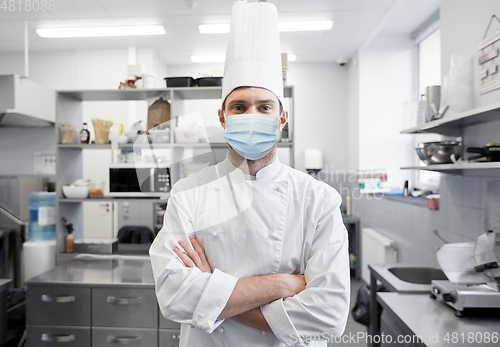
(417, 94, 427, 126)
(28, 192, 56, 240)
(80, 123, 90, 144)
(346, 196, 352, 216)
(66, 226, 75, 253)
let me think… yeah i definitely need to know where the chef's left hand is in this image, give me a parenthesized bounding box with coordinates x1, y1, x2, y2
(173, 236, 212, 273)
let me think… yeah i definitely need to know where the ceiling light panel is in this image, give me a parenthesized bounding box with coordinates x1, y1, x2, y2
(36, 25, 166, 38)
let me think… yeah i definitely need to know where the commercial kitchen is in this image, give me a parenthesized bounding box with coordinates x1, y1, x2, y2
(1, 0, 500, 346)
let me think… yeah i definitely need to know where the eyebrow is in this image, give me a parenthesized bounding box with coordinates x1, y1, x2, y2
(227, 99, 278, 105)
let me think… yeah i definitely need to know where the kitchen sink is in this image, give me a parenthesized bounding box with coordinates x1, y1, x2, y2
(369, 263, 448, 293)
(368, 264, 450, 346)
(387, 266, 448, 285)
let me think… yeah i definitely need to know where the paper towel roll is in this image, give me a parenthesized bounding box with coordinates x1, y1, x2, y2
(23, 240, 56, 282)
(304, 149, 323, 170)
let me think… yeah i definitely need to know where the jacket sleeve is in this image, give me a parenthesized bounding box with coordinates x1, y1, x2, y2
(261, 189, 350, 346)
(149, 192, 238, 333)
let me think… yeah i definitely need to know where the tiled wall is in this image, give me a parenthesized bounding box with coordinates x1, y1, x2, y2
(352, 175, 500, 270)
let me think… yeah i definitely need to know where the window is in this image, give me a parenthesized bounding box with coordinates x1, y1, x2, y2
(415, 27, 441, 189)
(418, 28, 441, 96)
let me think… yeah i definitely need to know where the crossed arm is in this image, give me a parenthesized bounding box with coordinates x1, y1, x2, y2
(173, 236, 306, 331)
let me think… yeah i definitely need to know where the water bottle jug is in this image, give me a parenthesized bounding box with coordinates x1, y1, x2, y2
(28, 192, 56, 240)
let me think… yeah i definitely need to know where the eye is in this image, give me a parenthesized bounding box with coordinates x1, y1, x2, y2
(259, 105, 272, 112)
(231, 105, 245, 112)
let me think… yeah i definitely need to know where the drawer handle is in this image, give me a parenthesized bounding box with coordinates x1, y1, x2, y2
(172, 334, 180, 340)
(107, 296, 142, 305)
(41, 295, 76, 303)
(41, 333, 76, 343)
(107, 335, 142, 345)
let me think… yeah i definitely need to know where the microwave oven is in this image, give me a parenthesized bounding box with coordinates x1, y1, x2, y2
(109, 163, 171, 197)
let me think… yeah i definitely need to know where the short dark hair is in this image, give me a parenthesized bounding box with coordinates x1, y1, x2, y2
(222, 87, 283, 114)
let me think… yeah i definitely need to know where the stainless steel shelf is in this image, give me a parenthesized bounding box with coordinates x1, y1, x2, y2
(172, 87, 223, 100)
(58, 144, 112, 149)
(59, 196, 168, 203)
(400, 101, 500, 136)
(58, 142, 292, 149)
(58, 88, 169, 101)
(401, 161, 500, 174)
(57, 87, 222, 101)
(57, 86, 293, 102)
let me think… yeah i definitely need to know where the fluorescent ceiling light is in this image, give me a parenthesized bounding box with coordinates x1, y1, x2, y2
(191, 55, 226, 63)
(36, 25, 166, 38)
(199, 20, 333, 34)
(279, 21, 333, 32)
(287, 54, 296, 62)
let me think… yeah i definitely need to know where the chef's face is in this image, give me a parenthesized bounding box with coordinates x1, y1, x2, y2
(218, 87, 288, 130)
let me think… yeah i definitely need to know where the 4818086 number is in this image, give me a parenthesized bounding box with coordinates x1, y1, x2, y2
(1, 0, 56, 11)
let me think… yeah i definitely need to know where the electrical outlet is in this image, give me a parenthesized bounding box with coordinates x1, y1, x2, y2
(34, 153, 56, 175)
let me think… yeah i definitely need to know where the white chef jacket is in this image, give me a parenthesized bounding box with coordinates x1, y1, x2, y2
(149, 156, 350, 347)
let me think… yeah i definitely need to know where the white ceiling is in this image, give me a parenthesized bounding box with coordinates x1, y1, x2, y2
(0, 0, 440, 65)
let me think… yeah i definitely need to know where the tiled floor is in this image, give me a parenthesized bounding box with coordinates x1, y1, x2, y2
(328, 278, 368, 347)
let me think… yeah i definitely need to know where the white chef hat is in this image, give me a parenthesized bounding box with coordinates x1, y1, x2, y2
(222, 0, 283, 105)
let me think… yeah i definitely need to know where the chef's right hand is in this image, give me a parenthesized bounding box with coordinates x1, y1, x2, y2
(173, 236, 212, 273)
(282, 274, 306, 297)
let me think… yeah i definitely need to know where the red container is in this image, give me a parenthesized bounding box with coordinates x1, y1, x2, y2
(426, 195, 440, 210)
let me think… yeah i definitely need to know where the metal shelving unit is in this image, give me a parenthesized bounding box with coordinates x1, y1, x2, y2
(55, 86, 295, 262)
(400, 101, 500, 136)
(401, 101, 500, 174)
(58, 86, 293, 102)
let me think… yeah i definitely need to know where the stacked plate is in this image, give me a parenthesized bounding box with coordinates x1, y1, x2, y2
(182, 162, 210, 177)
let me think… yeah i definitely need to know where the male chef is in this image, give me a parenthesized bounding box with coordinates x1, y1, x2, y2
(149, 1, 350, 346)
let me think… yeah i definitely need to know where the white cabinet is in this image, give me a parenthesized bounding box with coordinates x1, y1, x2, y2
(55, 87, 294, 261)
(83, 202, 113, 239)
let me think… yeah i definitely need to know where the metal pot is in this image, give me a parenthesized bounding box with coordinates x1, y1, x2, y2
(416, 141, 462, 165)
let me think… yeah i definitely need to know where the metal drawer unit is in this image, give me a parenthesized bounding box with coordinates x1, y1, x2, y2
(92, 288, 157, 328)
(92, 327, 157, 347)
(159, 313, 182, 330)
(26, 286, 91, 326)
(26, 326, 91, 347)
(25, 259, 182, 346)
(159, 313, 181, 347)
(159, 329, 182, 347)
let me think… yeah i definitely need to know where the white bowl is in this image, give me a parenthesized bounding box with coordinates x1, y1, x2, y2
(62, 185, 89, 199)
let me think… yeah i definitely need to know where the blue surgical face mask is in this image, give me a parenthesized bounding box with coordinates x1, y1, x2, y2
(223, 113, 281, 160)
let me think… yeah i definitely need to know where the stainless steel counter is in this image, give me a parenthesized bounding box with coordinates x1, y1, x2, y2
(24, 258, 181, 347)
(25, 258, 154, 288)
(378, 292, 500, 347)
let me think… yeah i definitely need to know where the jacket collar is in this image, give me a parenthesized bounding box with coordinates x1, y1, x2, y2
(217, 154, 282, 182)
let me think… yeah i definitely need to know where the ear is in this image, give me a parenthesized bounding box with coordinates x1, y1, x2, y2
(218, 109, 226, 129)
(279, 111, 289, 131)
